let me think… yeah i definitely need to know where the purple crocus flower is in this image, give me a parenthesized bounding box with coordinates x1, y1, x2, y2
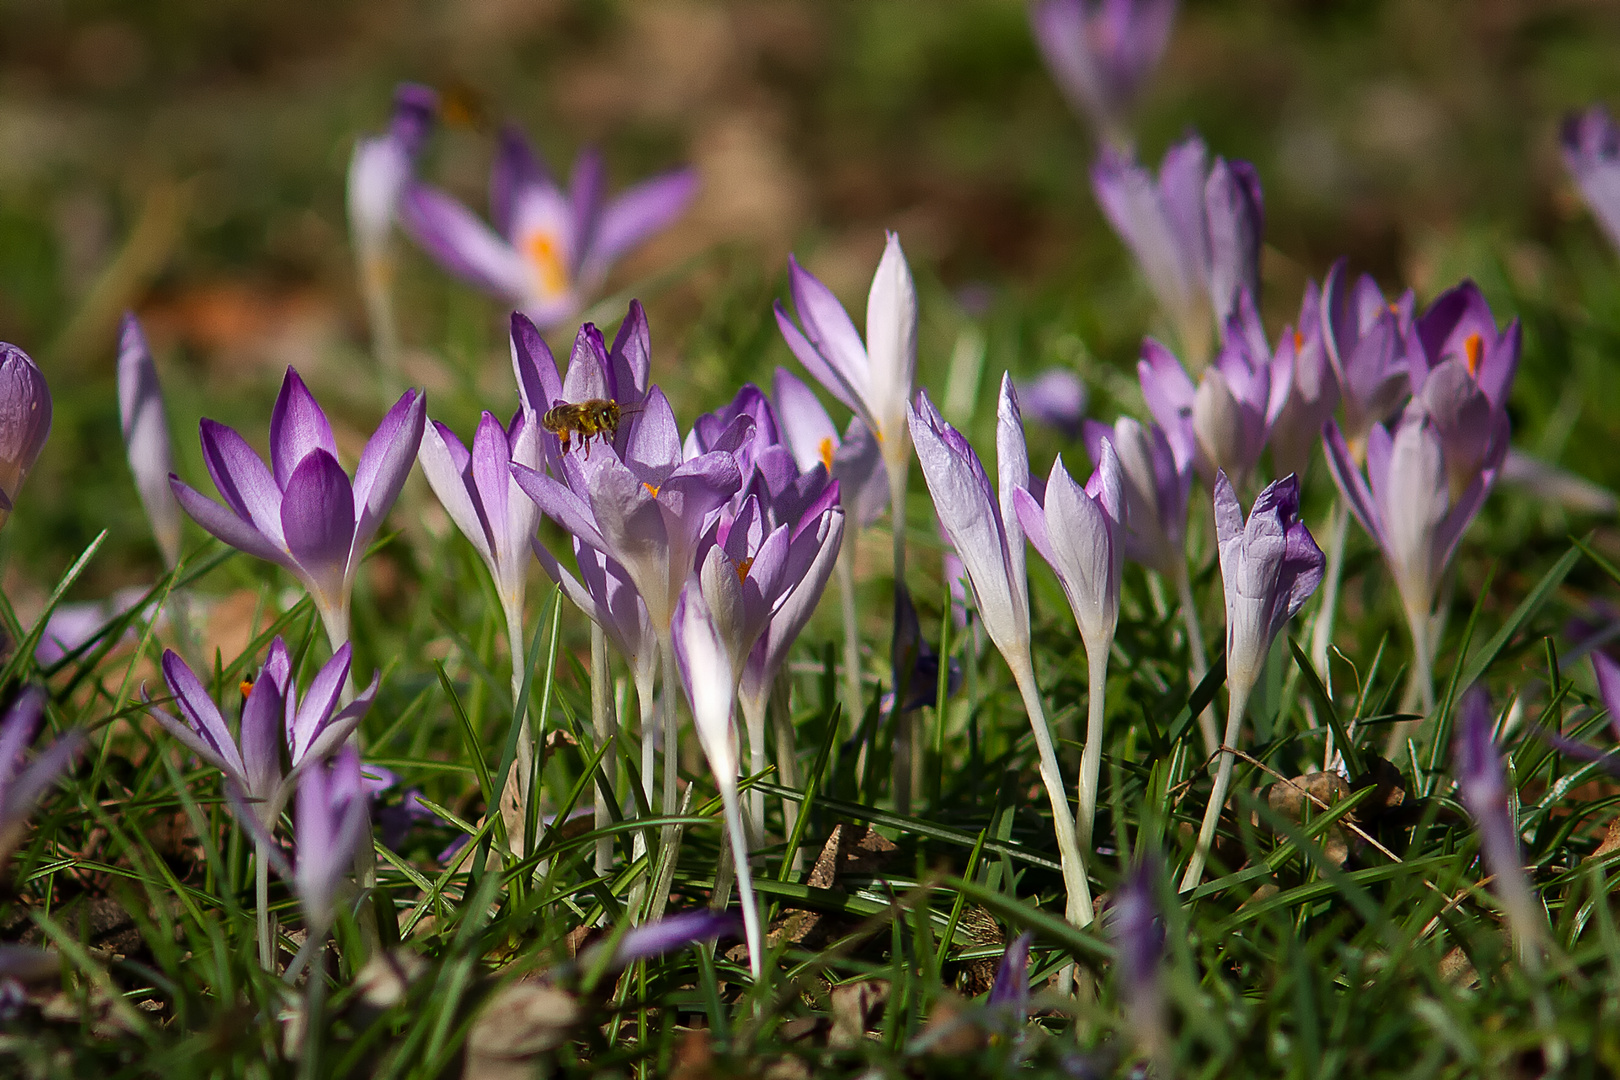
(671, 580, 763, 980)
(1319, 260, 1418, 454)
(1015, 368, 1088, 439)
(0, 688, 84, 866)
(1138, 292, 1287, 489)
(1454, 685, 1546, 960)
(146, 638, 377, 827)
(1412, 280, 1520, 497)
(1014, 445, 1124, 848)
(1561, 104, 1620, 254)
(1030, 0, 1177, 146)
(596, 909, 743, 971)
(1266, 280, 1339, 480)
(773, 366, 888, 529)
(292, 745, 372, 935)
(1092, 135, 1263, 361)
(401, 125, 697, 330)
(418, 407, 540, 662)
(1082, 416, 1187, 580)
(0, 343, 51, 529)
(1182, 472, 1322, 890)
(169, 367, 425, 648)
(910, 378, 1093, 925)
(987, 930, 1032, 1020)
(1536, 650, 1620, 777)
(118, 315, 181, 568)
(348, 84, 439, 285)
(1109, 858, 1168, 1065)
(774, 232, 918, 515)
(1322, 404, 1502, 712)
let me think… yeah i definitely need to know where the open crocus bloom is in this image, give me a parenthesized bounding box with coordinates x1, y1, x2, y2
(169, 368, 425, 647)
(146, 638, 378, 827)
(1412, 280, 1520, 496)
(772, 366, 888, 529)
(401, 126, 697, 330)
(1091, 134, 1262, 361)
(1562, 104, 1620, 255)
(0, 343, 51, 530)
(1319, 259, 1417, 452)
(1030, 0, 1177, 144)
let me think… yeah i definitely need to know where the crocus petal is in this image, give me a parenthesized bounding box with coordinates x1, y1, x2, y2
(169, 476, 291, 568)
(399, 184, 530, 301)
(269, 369, 340, 487)
(864, 232, 918, 446)
(579, 168, 699, 287)
(0, 344, 51, 512)
(608, 909, 741, 969)
(288, 644, 353, 763)
(280, 451, 357, 600)
(510, 312, 564, 419)
(117, 314, 181, 567)
(238, 656, 286, 803)
(772, 366, 841, 476)
(198, 419, 285, 545)
(418, 421, 493, 563)
(511, 463, 609, 553)
(160, 649, 247, 780)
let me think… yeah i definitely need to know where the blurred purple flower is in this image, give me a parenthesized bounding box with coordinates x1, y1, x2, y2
(1412, 280, 1520, 496)
(1109, 858, 1168, 1063)
(1082, 416, 1188, 580)
(118, 314, 182, 567)
(348, 83, 439, 282)
(35, 586, 151, 666)
(169, 367, 425, 648)
(1266, 280, 1339, 479)
(1561, 104, 1620, 254)
(1031, 0, 1177, 144)
(1319, 260, 1418, 453)
(1015, 368, 1088, 439)
(0, 343, 51, 529)
(774, 233, 918, 489)
(1138, 293, 1286, 489)
(1538, 652, 1620, 778)
(0, 688, 84, 865)
(146, 638, 377, 828)
(1092, 135, 1262, 359)
(292, 745, 373, 934)
(987, 930, 1031, 1019)
(605, 909, 742, 969)
(1454, 685, 1546, 957)
(401, 125, 696, 330)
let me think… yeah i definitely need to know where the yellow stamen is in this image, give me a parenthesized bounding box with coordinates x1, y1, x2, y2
(734, 557, 754, 583)
(818, 437, 835, 472)
(643, 482, 660, 497)
(240, 679, 255, 699)
(1293, 330, 1304, 352)
(1464, 333, 1483, 378)
(524, 230, 570, 300)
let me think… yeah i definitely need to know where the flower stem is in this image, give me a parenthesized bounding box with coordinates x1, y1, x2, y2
(590, 622, 618, 874)
(836, 537, 863, 740)
(659, 634, 679, 819)
(887, 458, 911, 814)
(1075, 641, 1110, 853)
(740, 688, 768, 842)
(255, 851, 272, 971)
(298, 934, 328, 1080)
(717, 773, 764, 983)
(1009, 655, 1092, 927)
(359, 255, 403, 405)
(1179, 675, 1254, 893)
(504, 605, 533, 858)
(1173, 561, 1218, 758)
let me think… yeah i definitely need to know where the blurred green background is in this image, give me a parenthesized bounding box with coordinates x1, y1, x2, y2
(4, 0, 1620, 612)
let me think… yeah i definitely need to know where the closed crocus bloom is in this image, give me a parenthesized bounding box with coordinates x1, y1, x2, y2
(1092, 135, 1262, 363)
(1183, 471, 1322, 890)
(0, 343, 51, 530)
(292, 745, 372, 937)
(348, 83, 438, 278)
(1454, 685, 1546, 962)
(1266, 280, 1339, 479)
(0, 688, 84, 867)
(1013, 444, 1124, 849)
(117, 315, 181, 567)
(671, 581, 763, 980)
(1014, 368, 1088, 439)
(1319, 260, 1417, 452)
(1561, 104, 1620, 254)
(1413, 280, 1520, 496)
(1110, 858, 1169, 1069)
(170, 368, 425, 649)
(1030, 0, 1177, 146)
(401, 125, 697, 330)
(911, 378, 1094, 926)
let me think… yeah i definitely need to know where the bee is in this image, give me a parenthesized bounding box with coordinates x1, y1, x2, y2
(542, 398, 624, 458)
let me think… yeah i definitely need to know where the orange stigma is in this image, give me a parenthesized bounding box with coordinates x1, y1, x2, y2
(1293, 330, 1304, 352)
(524, 230, 570, 300)
(1463, 333, 1483, 377)
(818, 437, 835, 472)
(734, 557, 754, 583)
(642, 482, 660, 497)
(239, 679, 255, 699)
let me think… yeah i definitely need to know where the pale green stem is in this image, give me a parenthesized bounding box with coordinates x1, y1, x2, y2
(740, 688, 768, 844)
(836, 537, 863, 739)
(627, 670, 657, 914)
(299, 933, 328, 1080)
(888, 453, 911, 814)
(255, 852, 272, 971)
(1173, 561, 1218, 758)
(659, 634, 679, 818)
(717, 773, 764, 982)
(590, 623, 618, 874)
(1008, 652, 1093, 927)
(1075, 640, 1110, 853)
(1179, 674, 1255, 893)
(359, 254, 403, 404)
(769, 677, 802, 867)
(1308, 500, 1351, 695)
(502, 604, 534, 858)
(1388, 600, 1437, 757)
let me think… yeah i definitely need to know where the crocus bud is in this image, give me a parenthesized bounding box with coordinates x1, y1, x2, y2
(1030, 0, 1177, 144)
(0, 344, 51, 529)
(1213, 471, 1324, 698)
(1083, 416, 1189, 580)
(1013, 445, 1124, 658)
(1110, 858, 1168, 1066)
(293, 745, 372, 936)
(117, 315, 181, 567)
(1561, 104, 1620, 255)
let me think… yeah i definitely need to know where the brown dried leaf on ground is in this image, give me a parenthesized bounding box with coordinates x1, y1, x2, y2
(463, 978, 581, 1080)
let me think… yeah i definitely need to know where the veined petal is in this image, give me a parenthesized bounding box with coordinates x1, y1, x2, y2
(169, 476, 292, 568)
(117, 314, 181, 567)
(785, 256, 872, 401)
(280, 450, 357, 601)
(351, 388, 426, 560)
(399, 184, 530, 301)
(509, 312, 563, 419)
(290, 644, 353, 764)
(608, 300, 652, 411)
(561, 323, 612, 404)
(772, 366, 839, 476)
(161, 650, 247, 780)
(418, 420, 493, 563)
(579, 168, 699, 288)
(238, 660, 285, 805)
(865, 233, 918, 442)
(269, 368, 340, 487)
(469, 413, 513, 561)
(198, 419, 284, 545)
(510, 463, 608, 552)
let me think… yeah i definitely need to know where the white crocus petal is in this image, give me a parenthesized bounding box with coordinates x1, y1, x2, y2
(1192, 369, 1243, 479)
(680, 589, 738, 781)
(996, 374, 1031, 617)
(699, 543, 749, 672)
(348, 136, 409, 262)
(417, 425, 494, 565)
(1381, 416, 1448, 618)
(117, 318, 181, 568)
(864, 232, 918, 467)
(1044, 455, 1116, 652)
